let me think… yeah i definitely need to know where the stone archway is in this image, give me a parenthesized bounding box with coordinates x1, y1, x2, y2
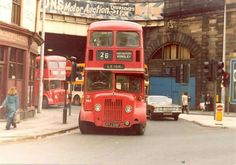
(144, 31, 202, 62)
(144, 30, 204, 108)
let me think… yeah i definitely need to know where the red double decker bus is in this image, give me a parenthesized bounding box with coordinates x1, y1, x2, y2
(79, 20, 147, 135)
(34, 55, 66, 108)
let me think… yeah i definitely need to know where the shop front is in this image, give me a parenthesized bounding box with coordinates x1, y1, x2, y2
(0, 21, 43, 119)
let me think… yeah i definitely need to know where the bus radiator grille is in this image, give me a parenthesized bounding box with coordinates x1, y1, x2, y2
(104, 99, 122, 122)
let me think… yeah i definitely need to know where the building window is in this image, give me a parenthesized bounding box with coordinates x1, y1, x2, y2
(9, 48, 24, 79)
(11, 0, 21, 25)
(28, 53, 36, 105)
(152, 44, 193, 60)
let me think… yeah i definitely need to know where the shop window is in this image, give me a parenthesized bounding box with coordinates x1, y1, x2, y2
(29, 54, 36, 82)
(0, 46, 4, 61)
(9, 63, 16, 79)
(11, 0, 21, 25)
(28, 53, 36, 105)
(10, 49, 17, 62)
(9, 47, 24, 79)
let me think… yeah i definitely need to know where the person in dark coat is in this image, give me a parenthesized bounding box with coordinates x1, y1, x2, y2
(204, 93, 211, 111)
(0, 87, 19, 130)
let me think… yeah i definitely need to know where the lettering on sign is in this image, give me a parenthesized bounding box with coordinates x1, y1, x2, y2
(116, 51, 132, 61)
(43, 0, 163, 20)
(104, 64, 125, 69)
(96, 50, 113, 61)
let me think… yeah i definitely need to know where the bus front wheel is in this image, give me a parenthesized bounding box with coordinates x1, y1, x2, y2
(79, 116, 93, 134)
(134, 124, 146, 135)
(79, 120, 87, 134)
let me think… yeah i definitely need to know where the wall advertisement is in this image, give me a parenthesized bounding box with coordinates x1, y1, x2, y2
(44, 0, 163, 20)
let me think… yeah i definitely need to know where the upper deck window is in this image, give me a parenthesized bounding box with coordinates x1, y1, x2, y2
(90, 32, 113, 47)
(116, 32, 139, 47)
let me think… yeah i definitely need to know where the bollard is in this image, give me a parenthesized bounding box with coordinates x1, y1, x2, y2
(215, 103, 224, 125)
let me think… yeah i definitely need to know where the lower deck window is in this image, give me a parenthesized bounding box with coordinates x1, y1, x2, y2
(115, 74, 142, 93)
(86, 71, 112, 91)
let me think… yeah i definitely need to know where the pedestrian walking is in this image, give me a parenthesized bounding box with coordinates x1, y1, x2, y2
(0, 87, 19, 130)
(181, 92, 189, 114)
(205, 93, 211, 111)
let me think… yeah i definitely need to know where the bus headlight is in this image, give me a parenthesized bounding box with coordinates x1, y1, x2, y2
(124, 121, 130, 126)
(125, 105, 132, 113)
(95, 104, 101, 112)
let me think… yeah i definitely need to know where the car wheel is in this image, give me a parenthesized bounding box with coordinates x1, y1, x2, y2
(174, 115, 179, 121)
(134, 124, 146, 135)
(149, 112, 153, 120)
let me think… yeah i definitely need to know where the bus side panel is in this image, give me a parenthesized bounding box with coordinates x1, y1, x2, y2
(133, 102, 147, 124)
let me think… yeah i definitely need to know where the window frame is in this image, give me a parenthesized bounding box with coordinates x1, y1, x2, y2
(9, 47, 24, 80)
(11, 0, 21, 25)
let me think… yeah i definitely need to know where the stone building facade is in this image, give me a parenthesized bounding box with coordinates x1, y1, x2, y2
(143, 0, 236, 111)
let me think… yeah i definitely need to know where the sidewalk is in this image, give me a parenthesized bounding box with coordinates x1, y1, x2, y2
(0, 109, 235, 144)
(180, 110, 236, 129)
(0, 107, 79, 144)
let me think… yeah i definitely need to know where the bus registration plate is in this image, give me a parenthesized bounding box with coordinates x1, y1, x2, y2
(105, 122, 120, 128)
(104, 64, 124, 69)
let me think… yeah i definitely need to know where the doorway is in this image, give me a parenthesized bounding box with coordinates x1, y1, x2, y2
(149, 76, 196, 109)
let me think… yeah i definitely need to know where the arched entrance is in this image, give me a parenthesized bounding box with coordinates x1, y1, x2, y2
(149, 43, 195, 108)
(144, 31, 203, 109)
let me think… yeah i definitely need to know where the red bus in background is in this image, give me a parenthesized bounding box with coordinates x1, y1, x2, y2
(79, 20, 147, 135)
(34, 55, 66, 108)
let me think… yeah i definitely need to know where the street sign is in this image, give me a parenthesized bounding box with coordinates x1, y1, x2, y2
(66, 60, 72, 78)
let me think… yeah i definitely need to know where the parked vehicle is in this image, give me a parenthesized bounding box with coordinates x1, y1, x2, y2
(146, 95, 181, 120)
(34, 55, 66, 108)
(69, 63, 84, 106)
(70, 79, 83, 105)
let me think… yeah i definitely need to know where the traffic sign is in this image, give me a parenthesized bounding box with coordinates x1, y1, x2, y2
(66, 60, 72, 78)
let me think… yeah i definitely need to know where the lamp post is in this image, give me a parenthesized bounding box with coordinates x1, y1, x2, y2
(221, 2, 227, 112)
(38, 0, 46, 113)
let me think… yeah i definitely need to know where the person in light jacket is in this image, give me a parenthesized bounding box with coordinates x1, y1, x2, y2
(181, 92, 189, 114)
(0, 87, 19, 130)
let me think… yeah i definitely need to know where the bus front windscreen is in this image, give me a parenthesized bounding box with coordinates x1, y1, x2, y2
(86, 71, 112, 91)
(115, 74, 142, 93)
(116, 32, 139, 47)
